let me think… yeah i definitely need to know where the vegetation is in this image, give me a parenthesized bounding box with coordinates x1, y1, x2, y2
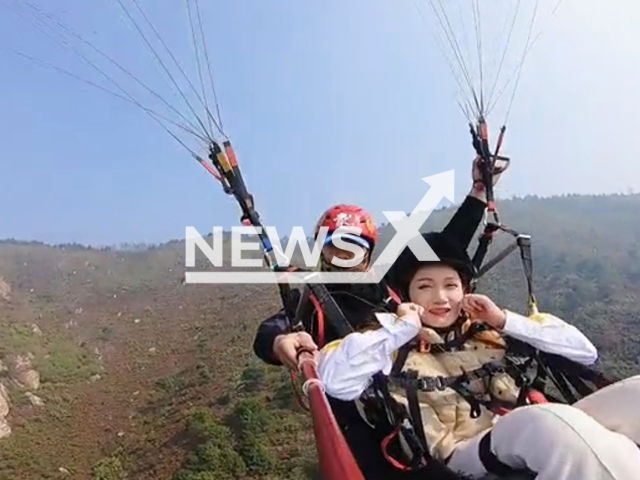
(0, 193, 639, 479)
(171, 407, 247, 480)
(92, 455, 127, 480)
(37, 338, 102, 384)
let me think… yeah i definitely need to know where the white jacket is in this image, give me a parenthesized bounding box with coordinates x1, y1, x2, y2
(318, 310, 597, 402)
(317, 310, 598, 460)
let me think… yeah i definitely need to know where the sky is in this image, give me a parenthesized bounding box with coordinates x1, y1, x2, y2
(1, 0, 639, 247)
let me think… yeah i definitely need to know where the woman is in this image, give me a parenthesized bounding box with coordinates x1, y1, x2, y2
(253, 158, 505, 480)
(317, 231, 640, 480)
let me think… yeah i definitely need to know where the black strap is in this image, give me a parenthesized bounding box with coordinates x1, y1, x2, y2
(537, 352, 617, 402)
(405, 371, 430, 455)
(439, 322, 488, 351)
(294, 285, 312, 325)
(471, 223, 500, 272)
(391, 360, 516, 420)
(517, 235, 537, 310)
(395, 320, 489, 359)
(371, 373, 429, 470)
(393, 360, 506, 393)
(288, 286, 312, 333)
(476, 238, 518, 277)
(536, 353, 582, 404)
(451, 384, 483, 418)
(306, 282, 354, 339)
(504, 337, 615, 406)
(372, 373, 399, 426)
(391, 345, 412, 376)
(544, 351, 617, 386)
(478, 430, 522, 477)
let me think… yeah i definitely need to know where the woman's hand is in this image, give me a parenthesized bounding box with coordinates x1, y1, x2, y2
(396, 302, 424, 328)
(462, 294, 506, 330)
(470, 155, 506, 202)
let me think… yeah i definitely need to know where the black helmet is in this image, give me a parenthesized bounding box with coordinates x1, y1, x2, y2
(384, 231, 477, 300)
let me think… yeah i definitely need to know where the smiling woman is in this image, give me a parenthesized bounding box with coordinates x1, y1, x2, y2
(317, 229, 640, 480)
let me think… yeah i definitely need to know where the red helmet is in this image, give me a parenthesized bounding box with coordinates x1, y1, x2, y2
(314, 204, 378, 250)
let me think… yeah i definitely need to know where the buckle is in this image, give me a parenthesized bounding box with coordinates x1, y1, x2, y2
(418, 376, 447, 391)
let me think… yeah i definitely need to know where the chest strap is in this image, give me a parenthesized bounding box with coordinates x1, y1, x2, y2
(391, 353, 540, 417)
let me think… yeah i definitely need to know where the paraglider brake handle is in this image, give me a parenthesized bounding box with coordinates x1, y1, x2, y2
(476, 154, 510, 183)
(492, 155, 510, 174)
(296, 347, 316, 364)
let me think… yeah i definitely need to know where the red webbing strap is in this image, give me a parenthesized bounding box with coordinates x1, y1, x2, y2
(297, 351, 365, 480)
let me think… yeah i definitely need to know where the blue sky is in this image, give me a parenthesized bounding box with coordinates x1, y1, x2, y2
(1, 0, 639, 247)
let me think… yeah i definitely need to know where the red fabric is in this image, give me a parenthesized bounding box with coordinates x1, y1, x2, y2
(298, 351, 366, 480)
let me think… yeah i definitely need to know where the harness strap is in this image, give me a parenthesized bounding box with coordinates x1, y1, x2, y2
(505, 338, 610, 406)
(372, 373, 400, 426)
(538, 352, 618, 403)
(437, 321, 488, 352)
(451, 382, 484, 418)
(478, 430, 526, 477)
(394, 321, 489, 369)
(393, 360, 506, 391)
(547, 351, 616, 387)
(391, 345, 412, 376)
(476, 237, 518, 277)
(305, 283, 354, 347)
(517, 235, 538, 313)
(299, 281, 401, 348)
(372, 373, 429, 471)
(536, 353, 581, 404)
(392, 353, 545, 419)
(405, 371, 430, 453)
(274, 267, 307, 332)
(471, 223, 501, 272)
(294, 283, 312, 327)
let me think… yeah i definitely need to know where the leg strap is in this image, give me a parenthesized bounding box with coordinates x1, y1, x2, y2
(478, 430, 519, 477)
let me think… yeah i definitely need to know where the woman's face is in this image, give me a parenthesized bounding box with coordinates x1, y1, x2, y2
(408, 264, 465, 328)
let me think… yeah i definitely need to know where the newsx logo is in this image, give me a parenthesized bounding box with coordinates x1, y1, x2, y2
(184, 170, 455, 284)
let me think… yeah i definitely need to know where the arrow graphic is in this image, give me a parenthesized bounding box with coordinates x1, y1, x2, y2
(185, 170, 455, 284)
(372, 170, 455, 274)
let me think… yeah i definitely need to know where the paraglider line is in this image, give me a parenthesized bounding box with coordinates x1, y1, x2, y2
(471, 0, 485, 115)
(185, 0, 213, 137)
(127, 0, 223, 138)
(502, 0, 540, 125)
(8, 47, 208, 145)
(413, 0, 475, 120)
(428, 0, 482, 117)
(113, 0, 214, 143)
(13, 0, 208, 142)
(487, 0, 565, 119)
(193, 0, 225, 134)
(486, 0, 522, 116)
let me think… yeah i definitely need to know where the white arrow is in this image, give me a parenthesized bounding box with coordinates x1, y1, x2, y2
(369, 170, 455, 278)
(191, 170, 458, 285)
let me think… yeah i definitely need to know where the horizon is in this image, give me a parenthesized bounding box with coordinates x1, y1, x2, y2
(2, 190, 637, 250)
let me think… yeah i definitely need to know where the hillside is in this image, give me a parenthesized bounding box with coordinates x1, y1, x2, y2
(0, 192, 639, 480)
